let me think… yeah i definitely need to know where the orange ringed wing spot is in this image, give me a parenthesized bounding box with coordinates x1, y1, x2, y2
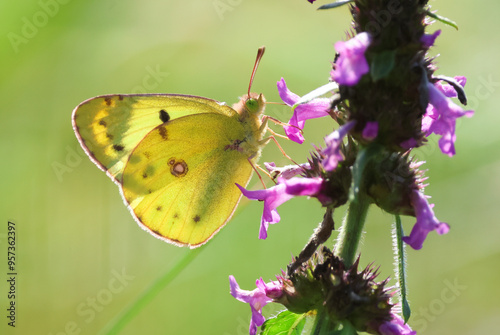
(168, 158, 188, 177)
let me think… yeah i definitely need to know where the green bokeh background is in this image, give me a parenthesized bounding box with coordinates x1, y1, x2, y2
(1, 0, 498, 334)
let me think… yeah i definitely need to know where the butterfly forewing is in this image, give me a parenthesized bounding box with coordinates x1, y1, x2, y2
(121, 113, 254, 247)
(72, 94, 237, 183)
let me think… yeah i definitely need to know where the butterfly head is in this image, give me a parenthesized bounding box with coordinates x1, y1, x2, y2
(233, 92, 266, 119)
(245, 92, 266, 115)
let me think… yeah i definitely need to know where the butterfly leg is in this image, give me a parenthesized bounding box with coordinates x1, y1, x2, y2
(247, 158, 274, 188)
(259, 135, 299, 167)
(260, 115, 303, 139)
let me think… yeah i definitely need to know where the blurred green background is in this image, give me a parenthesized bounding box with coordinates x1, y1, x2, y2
(1, 0, 498, 334)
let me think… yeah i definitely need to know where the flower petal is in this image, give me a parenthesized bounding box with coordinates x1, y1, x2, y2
(362, 121, 379, 140)
(322, 121, 356, 171)
(420, 29, 441, 48)
(277, 78, 300, 106)
(277, 78, 330, 144)
(379, 314, 417, 335)
(229, 276, 282, 335)
(331, 32, 372, 86)
(283, 177, 323, 196)
(402, 190, 450, 250)
(423, 81, 474, 156)
(264, 162, 311, 179)
(236, 183, 294, 239)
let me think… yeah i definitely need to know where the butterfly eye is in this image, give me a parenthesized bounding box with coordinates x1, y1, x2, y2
(245, 98, 260, 114)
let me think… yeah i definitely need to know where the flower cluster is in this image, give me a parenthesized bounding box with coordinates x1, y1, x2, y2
(229, 1, 472, 334)
(231, 247, 416, 335)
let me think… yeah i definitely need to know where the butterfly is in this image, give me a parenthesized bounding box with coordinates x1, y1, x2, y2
(72, 47, 272, 248)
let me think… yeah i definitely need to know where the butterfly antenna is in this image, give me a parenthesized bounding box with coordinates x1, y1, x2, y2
(248, 46, 266, 95)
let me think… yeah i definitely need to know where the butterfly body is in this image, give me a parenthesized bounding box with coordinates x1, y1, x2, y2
(72, 92, 268, 247)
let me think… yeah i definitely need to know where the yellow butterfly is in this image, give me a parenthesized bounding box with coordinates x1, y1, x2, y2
(72, 47, 271, 248)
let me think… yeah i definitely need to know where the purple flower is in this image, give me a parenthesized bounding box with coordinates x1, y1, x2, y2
(400, 137, 418, 149)
(378, 313, 416, 335)
(331, 32, 372, 86)
(229, 275, 283, 335)
(423, 78, 474, 156)
(362, 121, 379, 141)
(264, 162, 311, 179)
(402, 190, 450, 250)
(237, 177, 324, 239)
(322, 121, 356, 171)
(307, 0, 316, 3)
(420, 30, 441, 48)
(277, 78, 330, 144)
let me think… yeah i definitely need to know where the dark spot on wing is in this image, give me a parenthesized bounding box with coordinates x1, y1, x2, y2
(142, 172, 148, 179)
(158, 125, 168, 140)
(137, 215, 143, 222)
(118, 95, 124, 100)
(113, 144, 124, 152)
(173, 213, 179, 218)
(159, 109, 170, 123)
(148, 189, 153, 194)
(106, 133, 114, 140)
(128, 154, 141, 164)
(156, 206, 162, 211)
(193, 215, 201, 223)
(144, 151, 151, 159)
(99, 119, 107, 127)
(104, 97, 112, 106)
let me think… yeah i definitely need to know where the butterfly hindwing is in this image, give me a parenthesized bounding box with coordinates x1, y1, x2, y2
(121, 113, 254, 247)
(72, 94, 237, 183)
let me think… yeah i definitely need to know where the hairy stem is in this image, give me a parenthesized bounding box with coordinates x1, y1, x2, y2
(334, 194, 370, 268)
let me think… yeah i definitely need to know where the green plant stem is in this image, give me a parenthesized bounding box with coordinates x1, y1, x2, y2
(99, 248, 203, 335)
(334, 194, 370, 268)
(312, 308, 340, 335)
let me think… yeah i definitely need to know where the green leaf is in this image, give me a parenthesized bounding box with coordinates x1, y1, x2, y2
(370, 50, 396, 82)
(318, 0, 354, 10)
(394, 215, 411, 323)
(260, 310, 307, 335)
(425, 10, 458, 30)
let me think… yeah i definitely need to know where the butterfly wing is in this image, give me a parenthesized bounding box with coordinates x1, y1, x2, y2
(120, 113, 254, 247)
(72, 94, 237, 183)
